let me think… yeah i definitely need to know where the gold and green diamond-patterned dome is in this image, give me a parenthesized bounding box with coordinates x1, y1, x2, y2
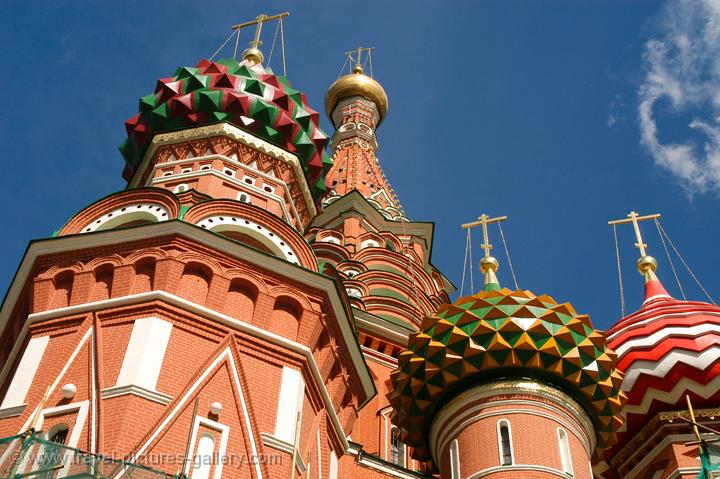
(388, 285, 626, 461)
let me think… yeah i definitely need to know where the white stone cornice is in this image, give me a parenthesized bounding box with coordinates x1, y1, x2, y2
(353, 308, 413, 343)
(467, 464, 571, 479)
(0, 404, 26, 419)
(101, 384, 173, 405)
(361, 346, 398, 369)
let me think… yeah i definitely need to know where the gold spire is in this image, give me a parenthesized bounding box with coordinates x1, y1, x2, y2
(231, 12, 289, 65)
(461, 214, 508, 288)
(325, 46, 388, 123)
(608, 211, 662, 279)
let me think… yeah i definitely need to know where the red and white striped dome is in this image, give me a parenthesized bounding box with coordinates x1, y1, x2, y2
(607, 271, 720, 443)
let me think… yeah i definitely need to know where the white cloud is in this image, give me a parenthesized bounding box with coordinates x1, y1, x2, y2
(639, 0, 720, 195)
(607, 114, 617, 128)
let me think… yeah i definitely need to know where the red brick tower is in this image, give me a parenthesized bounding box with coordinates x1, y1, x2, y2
(0, 24, 376, 479)
(309, 48, 454, 476)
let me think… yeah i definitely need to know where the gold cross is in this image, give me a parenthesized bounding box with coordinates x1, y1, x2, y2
(461, 214, 508, 258)
(344, 46, 375, 73)
(231, 12, 289, 49)
(608, 211, 661, 256)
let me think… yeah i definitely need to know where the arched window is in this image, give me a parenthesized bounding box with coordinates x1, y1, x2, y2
(497, 420, 513, 466)
(40, 424, 69, 472)
(360, 239, 380, 249)
(192, 433, 215, 479)
(174, 183, 188, 193)
(237, 192, 251, 204)
(558, 428, 573, 475)
(390, 427, 406, 467)
(345, 287, 363, 298)
(321, 235, 341, 245)
(48, 424, 69, 445)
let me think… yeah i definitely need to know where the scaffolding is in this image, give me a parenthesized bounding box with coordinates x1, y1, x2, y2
(0, 432, 169, 479)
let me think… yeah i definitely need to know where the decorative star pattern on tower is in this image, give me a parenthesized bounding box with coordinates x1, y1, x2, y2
(120, 58, 333, 198)
(389, 286, 626, 461)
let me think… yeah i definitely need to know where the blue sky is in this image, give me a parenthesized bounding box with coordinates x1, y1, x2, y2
(1, 1, 718, 330)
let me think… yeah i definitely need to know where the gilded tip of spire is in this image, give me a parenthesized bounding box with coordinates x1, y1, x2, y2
(241, 46, 264, 65)
(481, 256, 500, 290)
(481, 256, 499, 273)
(636, 255, 658, 276)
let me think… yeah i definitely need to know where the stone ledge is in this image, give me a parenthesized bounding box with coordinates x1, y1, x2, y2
(0, 403, 26, 419)
(101, 384, 172, 405)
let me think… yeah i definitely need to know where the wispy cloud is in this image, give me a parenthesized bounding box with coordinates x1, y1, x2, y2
(639, 0, 720, 195)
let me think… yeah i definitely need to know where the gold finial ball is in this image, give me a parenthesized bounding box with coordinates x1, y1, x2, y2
(242, 47, 264, 65)
(325, 70, 389, 125)
(637, 255, 658, 274)
(480, 256, 499, 273)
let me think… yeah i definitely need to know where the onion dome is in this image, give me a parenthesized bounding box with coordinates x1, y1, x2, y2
(606, 257, 720, 442)
(120, 58, 333, 199)
(325, 64, 388, 125)
(389, 284, 626, 461)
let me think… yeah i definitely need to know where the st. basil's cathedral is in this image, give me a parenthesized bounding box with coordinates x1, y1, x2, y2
(0, 13, 718, 479)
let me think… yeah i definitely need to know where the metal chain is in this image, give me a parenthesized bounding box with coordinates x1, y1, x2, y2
(657, 221, 716, 304)
(337, 55, 350, 79)
(498, 222, 518, 290)
(280, 17, 286, 76)
(267, 19, 281, 68)
(469, 227, 474, 294)
(232, 28, 241, 60)
(654, 219, 686, 299)
(210, 29, 238, 61)
(460, 228, 470, 297)
(613, 224, 626, 317)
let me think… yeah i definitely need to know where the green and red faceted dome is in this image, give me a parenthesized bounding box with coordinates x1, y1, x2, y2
(606, 271, 720, 449)
(389, 285, 626, 461)
(120, 58, 333, 198)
